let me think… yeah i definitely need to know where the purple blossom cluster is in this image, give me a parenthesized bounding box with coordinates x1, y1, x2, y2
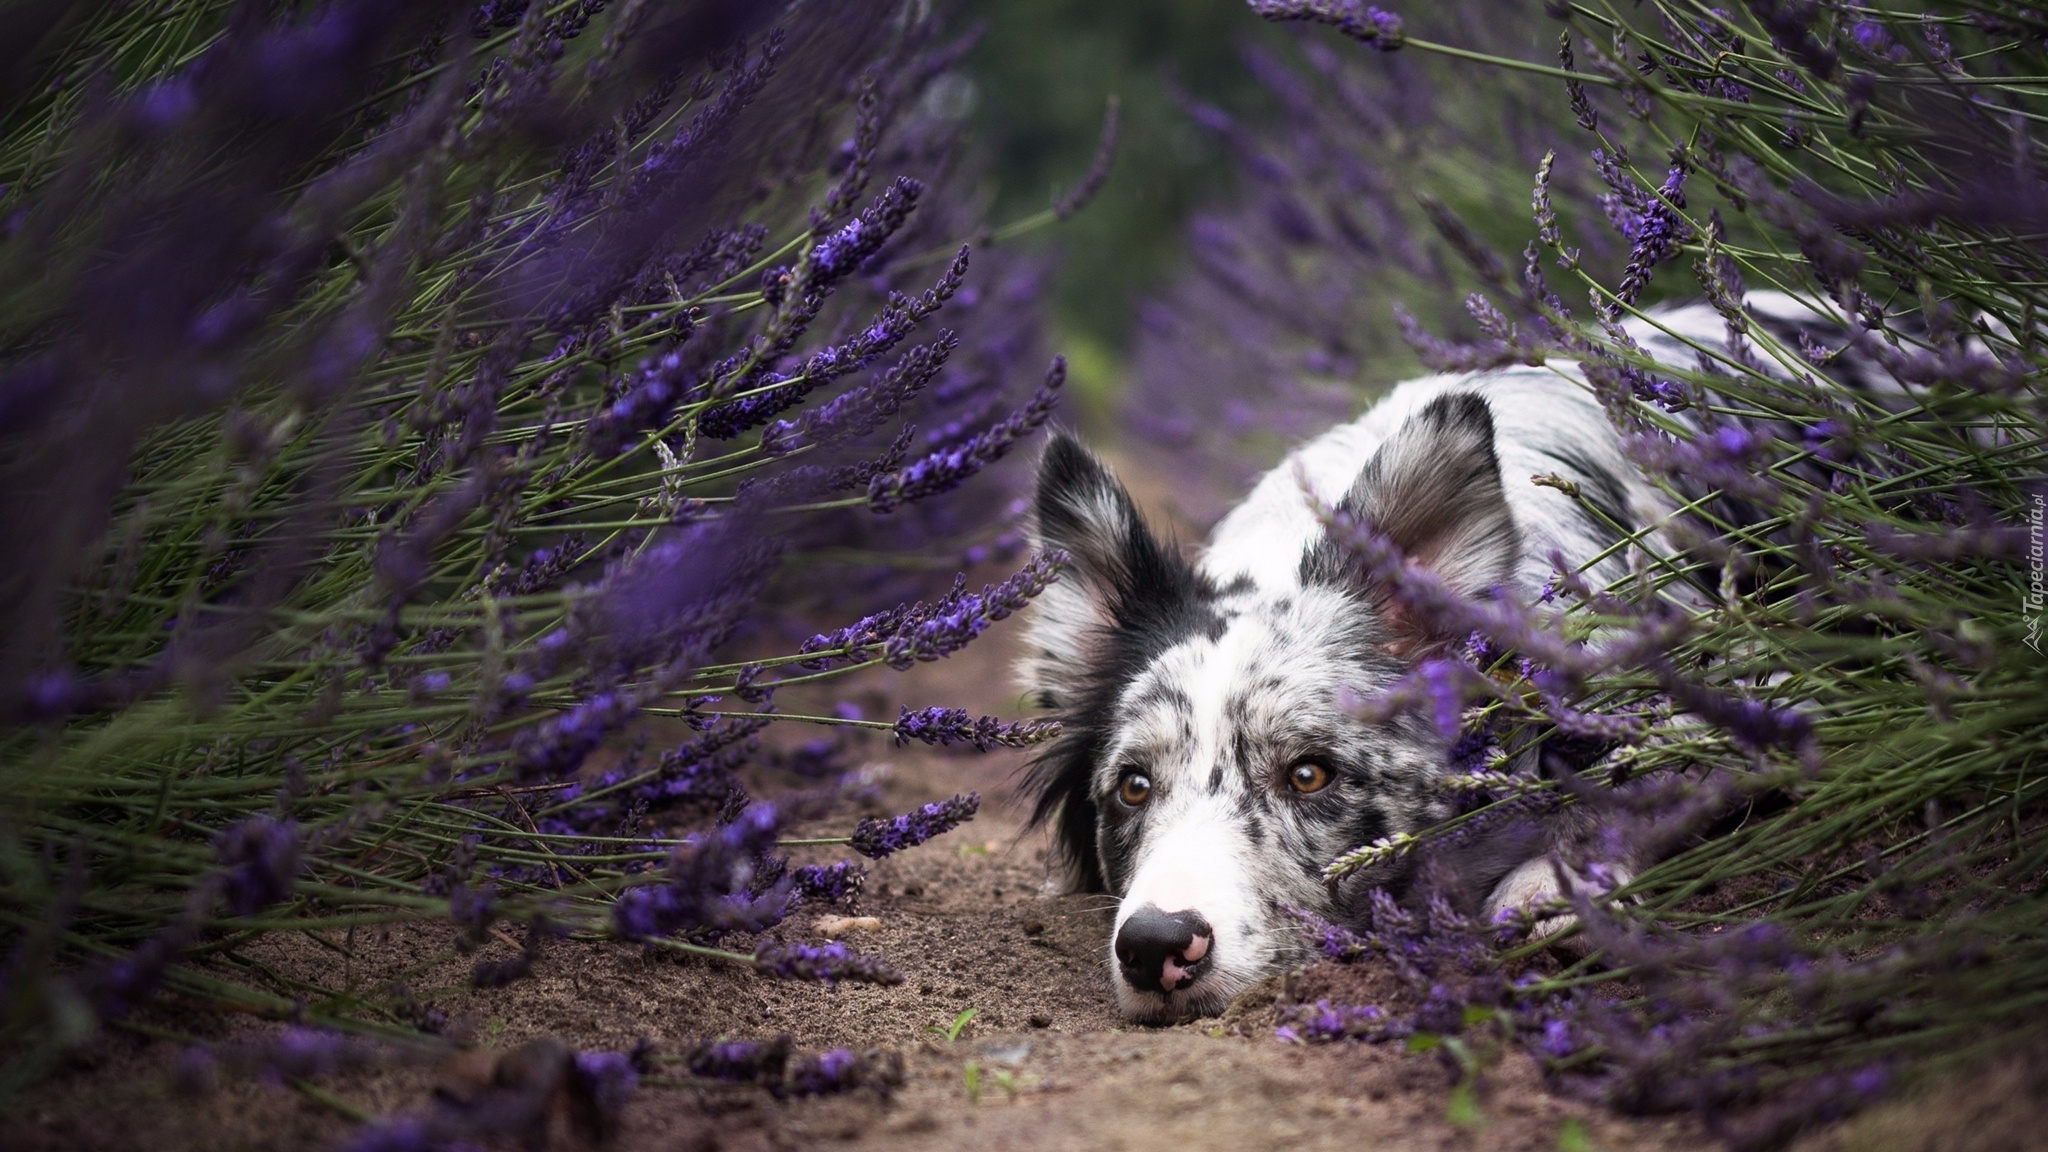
(611, 804, 790, 943)
(1275, 999, 1393, 1043)
(791, 861, 865, 904)
(752, 940, 903, 986)
(848, 794, 980, 859)
(1249, 0, 1407, 51)
(681, 1035, 903, 1098)
(760, 332, 959, 456)
(798, 550, 1066, 670)
(892, 706, 1062, 750)
(695, 236, 971, 443)
(686, 1035, 792, 1088)
(337, 1038, 637, 1151)
(868, 358, 1066, 513)
(211, 815, 303, 918)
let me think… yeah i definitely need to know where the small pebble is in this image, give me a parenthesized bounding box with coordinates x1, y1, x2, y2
(816, 915, 882, 938)
(1028, 1012, 1053, 1029)
(1021, 917, 1046, 937)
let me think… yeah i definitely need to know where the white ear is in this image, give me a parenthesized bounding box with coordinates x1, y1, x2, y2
(1303, 392, 1518, 656)
(1016, 433, 1189, 711)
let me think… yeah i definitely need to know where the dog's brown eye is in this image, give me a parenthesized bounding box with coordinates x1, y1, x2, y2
(1287, 761, 1333, 795)
(1118, 773, 1153, 807)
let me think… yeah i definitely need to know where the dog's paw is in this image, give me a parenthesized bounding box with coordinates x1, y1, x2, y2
(1484, 857, 1632, 956)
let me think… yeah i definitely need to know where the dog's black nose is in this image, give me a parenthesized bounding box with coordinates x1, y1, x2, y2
(1115, 905, 1214, 994)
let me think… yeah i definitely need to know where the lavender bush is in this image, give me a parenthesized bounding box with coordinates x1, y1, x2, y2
(1128, 0, 1617, 522)
(1163, 0, 2048, 1143)
(0, 0, 1094, 1102)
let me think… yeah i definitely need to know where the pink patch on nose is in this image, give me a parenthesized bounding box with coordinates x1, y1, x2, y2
(1159, 933, 1212, 991)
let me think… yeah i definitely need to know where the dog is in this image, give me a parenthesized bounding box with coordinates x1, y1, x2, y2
(1014, 295, 1868, 1022)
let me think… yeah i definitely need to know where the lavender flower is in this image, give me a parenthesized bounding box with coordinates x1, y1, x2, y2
(1394, 305, 1545, 373)
(811, 177, 923, 279)
(611, 803, 789, 942)
(1650, 658, 1815, 761)
(759, 332, 958, 455)
(697, 245, 969, 441)
(513, 691, 639, 781)
(1610, 160, 1693, 311)
(1053, 97, 1122, 219)
(867, 357, 1065, 512)
(791, 861, 865, 904)
(570, 1050, 638, 1139)
(786, 1048, 860, 1096)
(1745, 0, 1839, 78)
(849, 794, 980, 859)
(1250, 0, 1407, 51)
(685, 1035, 792, 1087)
(1623, 424, 1779, 503)
(752, 940, 903, 986)
(892, 706, 1062, 751)
(206, 1026, 385, 1088)
(799, 551, 1066, 670)
(212, 815, 302, 918)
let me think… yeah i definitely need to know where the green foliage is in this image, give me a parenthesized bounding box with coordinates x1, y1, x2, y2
(928, 1006, 979, 1041)
(957, 0, 1280, 353)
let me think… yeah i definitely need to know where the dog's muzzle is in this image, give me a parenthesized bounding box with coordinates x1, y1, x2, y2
(1114, 905, 1214, 995)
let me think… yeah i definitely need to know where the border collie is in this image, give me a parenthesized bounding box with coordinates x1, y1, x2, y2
(1016, 297, 1855, 1022)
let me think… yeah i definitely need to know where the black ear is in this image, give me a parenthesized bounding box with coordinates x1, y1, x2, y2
(1017, 432, 1194, 710)
(1018, 432, 1200, 892)
(1304, 392, 1518, 656)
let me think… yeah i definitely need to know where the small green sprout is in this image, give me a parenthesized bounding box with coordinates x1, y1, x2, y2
(925, 1006, 979, 1041)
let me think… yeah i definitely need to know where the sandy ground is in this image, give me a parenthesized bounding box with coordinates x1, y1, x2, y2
(12, 771, 1710, 1152)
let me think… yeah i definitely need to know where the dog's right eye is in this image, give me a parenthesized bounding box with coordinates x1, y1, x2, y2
(1117, 773, 1153, 807)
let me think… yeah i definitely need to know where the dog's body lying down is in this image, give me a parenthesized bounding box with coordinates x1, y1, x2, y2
(1015, 297, 1853, 1022)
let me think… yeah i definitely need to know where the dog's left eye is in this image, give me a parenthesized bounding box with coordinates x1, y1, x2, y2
(1286, 761, 1334, 795)
(1118, 773, 1153, 807)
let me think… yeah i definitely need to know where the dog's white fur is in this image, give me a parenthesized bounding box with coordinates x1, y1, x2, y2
(1023, 294, 1837, 1022)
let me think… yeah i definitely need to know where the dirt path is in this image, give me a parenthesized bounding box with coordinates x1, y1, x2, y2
(16, 780, 1711, 1152)
(10, 607, 1727, 1152)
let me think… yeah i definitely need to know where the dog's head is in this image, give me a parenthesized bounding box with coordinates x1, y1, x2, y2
(1018, 394, 1520, 1022)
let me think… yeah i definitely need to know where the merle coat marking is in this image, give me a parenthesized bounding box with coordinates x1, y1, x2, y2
(1015, 298, 1846, 1022)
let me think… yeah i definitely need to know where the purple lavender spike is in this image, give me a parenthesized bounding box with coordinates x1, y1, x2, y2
(1249, 0, 1406, 50)
(792, 861, 865, 904)
(892, 707, 1062, 751)
(752, 940, 903, 985)
(685, 1035, 791, 1087)
(848, 794, 980, 859)
(867, 358, 1064, 513)
(212, 815, 302, 917)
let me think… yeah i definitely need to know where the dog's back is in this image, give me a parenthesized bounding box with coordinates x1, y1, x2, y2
(1203, 364, 1664, 601)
